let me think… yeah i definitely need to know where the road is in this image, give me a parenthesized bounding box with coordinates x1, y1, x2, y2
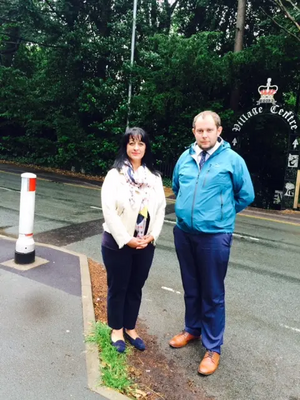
(0, 166, 299, 400)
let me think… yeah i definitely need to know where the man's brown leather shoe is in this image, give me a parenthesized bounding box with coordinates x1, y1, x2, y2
(169, 331, 200, 348)
(198, 351, 220, 375)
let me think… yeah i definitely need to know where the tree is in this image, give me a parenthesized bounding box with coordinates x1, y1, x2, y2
(230, 0, 247, 111)
(261, 0, 300, 42)
(234, 0, 247, 52)
(0, 0, 299, 182)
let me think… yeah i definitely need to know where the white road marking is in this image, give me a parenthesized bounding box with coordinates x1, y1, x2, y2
(0, 187, 13, 191)
(164, 219, 176, 225)
(161, 286, 181, 294)
(91, 207, 261, 242)
(280, 324, 300, 333)
(165, 220, 260, 241)
(233, 233, 260, 241)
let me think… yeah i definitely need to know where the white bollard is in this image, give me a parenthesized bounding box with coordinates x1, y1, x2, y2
(15, 173, 37, 264)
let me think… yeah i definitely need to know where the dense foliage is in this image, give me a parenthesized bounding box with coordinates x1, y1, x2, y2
(0, 1, 299, 207)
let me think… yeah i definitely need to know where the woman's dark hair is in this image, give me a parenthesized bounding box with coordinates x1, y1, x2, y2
(113, 127, 160, 176)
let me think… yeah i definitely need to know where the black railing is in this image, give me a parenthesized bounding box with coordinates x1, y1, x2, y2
(155, 161, 176, 180)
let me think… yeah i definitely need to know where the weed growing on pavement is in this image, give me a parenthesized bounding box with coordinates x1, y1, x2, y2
(87, 321, 133, 393)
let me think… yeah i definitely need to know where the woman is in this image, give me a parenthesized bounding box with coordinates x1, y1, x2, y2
(101, 127, 166, 353)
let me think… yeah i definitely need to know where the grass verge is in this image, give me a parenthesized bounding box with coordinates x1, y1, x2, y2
(87, 321, 133, 395)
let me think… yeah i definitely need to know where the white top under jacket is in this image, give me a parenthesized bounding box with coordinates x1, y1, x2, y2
(101, 168, 166, 249)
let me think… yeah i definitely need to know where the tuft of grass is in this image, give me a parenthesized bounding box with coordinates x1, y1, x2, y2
(87, 321, 133, 393)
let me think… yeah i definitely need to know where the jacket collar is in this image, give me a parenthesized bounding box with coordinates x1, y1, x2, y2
(188, 137, 228, 156)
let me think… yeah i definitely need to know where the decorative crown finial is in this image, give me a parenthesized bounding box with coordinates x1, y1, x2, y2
(257, 78, 278, 105)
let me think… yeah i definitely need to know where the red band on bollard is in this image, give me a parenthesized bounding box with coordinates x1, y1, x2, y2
(25, 233, 33, 237)
(28, 178, 36, 192)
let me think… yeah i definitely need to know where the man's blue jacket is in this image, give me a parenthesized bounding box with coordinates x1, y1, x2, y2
(172, 140, 255, 234)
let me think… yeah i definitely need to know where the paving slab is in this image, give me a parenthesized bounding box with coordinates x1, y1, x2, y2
(0, 236, 129, 400)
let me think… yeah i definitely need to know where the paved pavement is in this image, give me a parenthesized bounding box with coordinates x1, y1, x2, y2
(0, 236, 128, 400)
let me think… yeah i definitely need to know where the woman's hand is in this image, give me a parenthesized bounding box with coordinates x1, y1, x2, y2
(140, 235, 154, 245)
(126, 238, 148, 249)
(126, 235, 154, 249)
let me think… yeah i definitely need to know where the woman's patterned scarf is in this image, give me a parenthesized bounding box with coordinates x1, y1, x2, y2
(121, 162, 152, 238)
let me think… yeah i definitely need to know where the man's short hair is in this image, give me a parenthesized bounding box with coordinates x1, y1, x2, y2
(192, 110, 221, 128)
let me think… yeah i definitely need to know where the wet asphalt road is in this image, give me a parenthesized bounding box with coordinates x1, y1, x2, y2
(0, 166, 300, 400)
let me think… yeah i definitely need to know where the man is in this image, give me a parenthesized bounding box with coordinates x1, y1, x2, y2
(169, 110, 254, 375)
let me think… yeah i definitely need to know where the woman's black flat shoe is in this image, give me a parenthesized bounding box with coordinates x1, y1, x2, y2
(124, 332, 146, 351)
(111, 334, 126, 353)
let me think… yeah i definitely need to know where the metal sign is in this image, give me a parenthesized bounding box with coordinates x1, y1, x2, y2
(231, 78, 300, 210)
(232, 105, 298, 133)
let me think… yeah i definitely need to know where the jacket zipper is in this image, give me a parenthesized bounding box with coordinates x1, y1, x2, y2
(220, 191, 223, 220)
(202, 164, 211, 187)
(191, 171, 200, 229)
(189, 143, 223, 228)
(191, 163, 211, 228)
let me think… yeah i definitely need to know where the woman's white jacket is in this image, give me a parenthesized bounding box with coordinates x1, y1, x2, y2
(101, 168, 166, 249)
